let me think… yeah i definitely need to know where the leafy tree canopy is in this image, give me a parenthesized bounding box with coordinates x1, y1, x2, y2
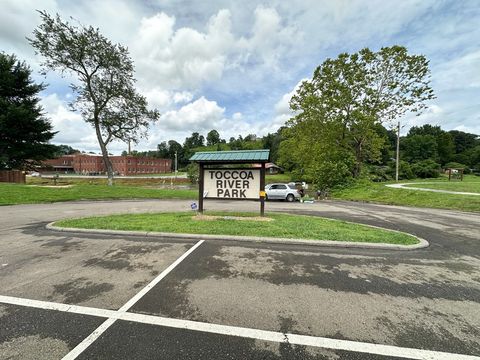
(448, 130, 479, 154)
(406, 124, 454, 165)
(53, 144, 80, 157)
(29, 11, 159, 184)
(280, 46, 435, 188)
(206, 129, 221, 146)
(184, 132, 205, 149)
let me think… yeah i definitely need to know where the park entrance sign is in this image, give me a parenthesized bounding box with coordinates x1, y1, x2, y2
(189, 150, 270, 215)
(204, 169, 260, 199)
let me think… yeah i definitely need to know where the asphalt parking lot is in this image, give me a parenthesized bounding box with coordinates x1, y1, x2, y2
(0, 200, 479, 359)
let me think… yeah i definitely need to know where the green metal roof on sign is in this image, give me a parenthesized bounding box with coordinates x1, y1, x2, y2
(189, 149, 270, 163)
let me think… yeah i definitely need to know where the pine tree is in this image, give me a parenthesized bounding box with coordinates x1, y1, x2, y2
(0, 53, 56, 170)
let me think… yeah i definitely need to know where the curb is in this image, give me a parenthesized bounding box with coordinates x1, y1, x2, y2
(45, 223, 429, 251)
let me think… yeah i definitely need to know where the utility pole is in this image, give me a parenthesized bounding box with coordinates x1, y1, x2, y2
(128, 139, 131, 155)
(395, 121, 400, 182)
(174, 151, 178, 182)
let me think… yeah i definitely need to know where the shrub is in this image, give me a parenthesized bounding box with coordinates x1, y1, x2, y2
(387, 161, 415, 180)
(411, 160, 441, 178)
(311, 159, 353, 191)
(367, 165, 392, 182)
(186, 163, 199, 184)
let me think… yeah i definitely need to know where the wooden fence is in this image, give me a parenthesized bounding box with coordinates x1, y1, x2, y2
(0, 170, 26, 183)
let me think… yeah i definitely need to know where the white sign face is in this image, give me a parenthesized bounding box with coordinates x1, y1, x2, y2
(203, 169, 260, 199)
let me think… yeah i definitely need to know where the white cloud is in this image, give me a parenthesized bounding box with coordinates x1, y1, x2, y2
(432, 50, 480, 90)
(0, 0, 58, 68)
(157, 96, 224, 131)
(133, 10, 232, 89)
(271, 78, 308, 128)
(132, 6, 302, 91)
(234, 6, 301, 70)
(144, 96, 275, 148)
(173, 91, 194, 104)
(142, 88, 172, 110)
(41, 94, 98, 150)
(232, 112, 242, 120)
(141, 88, 194, 111)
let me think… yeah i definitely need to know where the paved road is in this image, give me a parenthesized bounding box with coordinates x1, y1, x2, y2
(0, 199, 479, 359)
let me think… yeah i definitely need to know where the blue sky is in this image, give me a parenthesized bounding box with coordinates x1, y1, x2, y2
(1, 0, 479, 154)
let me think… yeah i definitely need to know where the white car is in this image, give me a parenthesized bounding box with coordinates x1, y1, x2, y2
(265, 183, 301, 202)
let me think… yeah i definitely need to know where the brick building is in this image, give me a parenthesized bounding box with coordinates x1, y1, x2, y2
(42, 155, 76, 172)
(42, 154, 172, 175)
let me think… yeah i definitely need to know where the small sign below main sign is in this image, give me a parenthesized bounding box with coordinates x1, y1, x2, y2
(203, 169, 260, 200)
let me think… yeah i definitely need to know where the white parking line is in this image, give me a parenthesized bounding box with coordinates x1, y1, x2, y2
(0, 292, 478, 360)
(61, 239, 205, 360)
(62, 317, 117, 360)
(0, 295, 117, 318)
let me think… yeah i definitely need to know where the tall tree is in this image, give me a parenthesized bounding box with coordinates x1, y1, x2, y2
(29, 12, 159, 185)
(167, 140, 184, 168)
(183, 132, 205, 149)
(206, 129, 221, 146)
(0, 53, 57, 170)
(282, 46, 434, 187)
(408, 124, 443, 137)
(407, 125, 454, 164)
(53, 144, 80, 157)
(402, 134, 438, 162)
(449, 130, 479, 154)
(156, 141, 169, 158)
(262, 129, 284, 163)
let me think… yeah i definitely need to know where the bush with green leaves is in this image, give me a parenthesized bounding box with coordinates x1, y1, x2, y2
(411, 160, 441, 178)
(186, 163, 199, 184)
(311, 159, 353, 191)
(367, 165, 392, 182)
(387, 161, 415, 180)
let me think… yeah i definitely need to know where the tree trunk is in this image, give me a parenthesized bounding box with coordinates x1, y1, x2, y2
(94, 120, 114, 186)
(103, 152, 114, 186)
(353, 140, 363, 178)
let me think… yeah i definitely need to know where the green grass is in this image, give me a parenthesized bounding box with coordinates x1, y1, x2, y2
(402, 180, 480, 193)
(55, 211, 418, 245)
(124, 171, 187, 177)
(0, 183, 196, 205)
(332, 175, 480, 212)
(265, 173, 293, 184)
(27, 176, 191, 187)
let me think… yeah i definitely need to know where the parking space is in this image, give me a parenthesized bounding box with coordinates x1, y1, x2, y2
(75, 320, 409, 360)
(0, 228, 195, 310)
(130, 241, 480, 356)
(1, 200, 479, 359)
(0, 303, 104, 360)
(1, 235, 479, 359)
